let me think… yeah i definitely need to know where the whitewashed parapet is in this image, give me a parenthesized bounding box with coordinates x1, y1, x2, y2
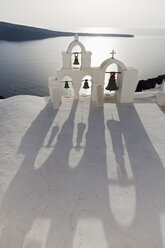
(116, 67, 138, 103)
(156, 80, 165, 106)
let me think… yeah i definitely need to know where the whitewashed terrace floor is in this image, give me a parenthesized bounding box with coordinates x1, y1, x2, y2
(0, 95, 165, 248)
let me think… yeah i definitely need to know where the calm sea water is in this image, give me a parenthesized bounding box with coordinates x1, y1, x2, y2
(0, 35, 165, 98)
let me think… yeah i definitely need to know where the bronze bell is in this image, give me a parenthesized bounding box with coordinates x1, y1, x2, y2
(64, 81, 70, 89)
(106, 78, 118, 91)
(73, 54, 79, 65)
(83, 79, 90, 89)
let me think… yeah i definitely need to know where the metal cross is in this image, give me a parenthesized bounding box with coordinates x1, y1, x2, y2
(110, 50, 116, 59)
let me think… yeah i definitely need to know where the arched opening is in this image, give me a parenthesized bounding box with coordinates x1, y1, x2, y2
(79, 75, 92, 96)
(71, 45, 82, 69)
(61, 76, 74, 97)
(104, 63, 119, 96)
(100, 58, 126, 99)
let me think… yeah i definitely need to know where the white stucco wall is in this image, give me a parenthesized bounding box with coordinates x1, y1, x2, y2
(117, 68, 139, 103)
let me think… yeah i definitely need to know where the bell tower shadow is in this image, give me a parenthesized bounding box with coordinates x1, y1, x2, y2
(114, 102, 165, 247)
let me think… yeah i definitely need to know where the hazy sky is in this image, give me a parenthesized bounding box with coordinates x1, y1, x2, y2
(0, 0, 165, 29)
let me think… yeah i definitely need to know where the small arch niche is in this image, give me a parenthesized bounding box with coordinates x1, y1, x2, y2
(71, 45, 82, 69)
(104, 63, 119, 95)
(61, 76, 74, 97)
(79, 75, 92, 96)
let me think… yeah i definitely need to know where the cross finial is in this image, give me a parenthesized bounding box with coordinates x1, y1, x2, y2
(110, 50, 116, 59)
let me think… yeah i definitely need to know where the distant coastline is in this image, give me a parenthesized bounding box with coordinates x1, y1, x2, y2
(0, 21, 134, 41)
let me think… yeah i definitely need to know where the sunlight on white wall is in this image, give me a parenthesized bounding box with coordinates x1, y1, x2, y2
(73, 218, 108, 248)
(104, 103, 133, 181)
(23, 218, 51, 248)
(104, 103, 135, 227)
(105, 129, 118, 180)
(104, 104, 119, 180)
(121, 135, 134, 180)
(108, 185, 136, 228)
(69, 99, 90, 168)
(134, 102, 165, 169)
(69, 147, 85, 169)
(34, 103, 71, 169)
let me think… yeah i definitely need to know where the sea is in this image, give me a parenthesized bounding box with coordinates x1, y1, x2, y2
(0, 29, 165, 98)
